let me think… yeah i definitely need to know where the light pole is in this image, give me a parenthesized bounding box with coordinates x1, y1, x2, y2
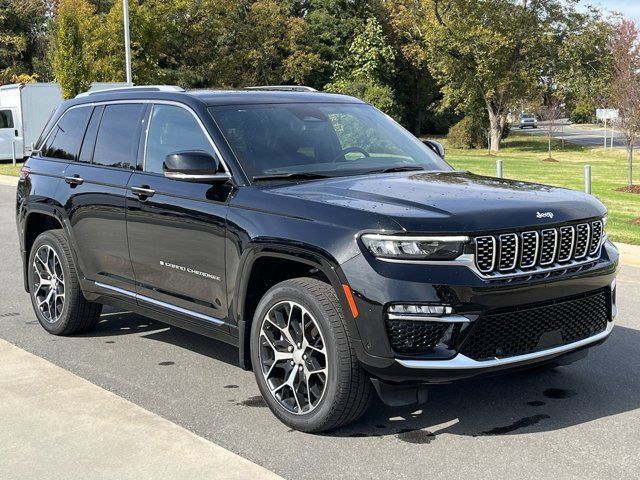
(123, 0, 132, 85)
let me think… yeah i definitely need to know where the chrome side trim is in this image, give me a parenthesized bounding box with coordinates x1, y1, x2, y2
(396, 321, 614, 370)
(95, 281, 225, 326)
(386, 313, 471, 323)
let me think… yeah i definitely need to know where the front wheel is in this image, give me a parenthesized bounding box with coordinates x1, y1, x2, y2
(250, 277, 372, 432)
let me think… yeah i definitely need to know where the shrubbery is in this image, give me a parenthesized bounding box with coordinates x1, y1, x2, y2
(570, 102, 595, 124)
(446, 116, 487, 149)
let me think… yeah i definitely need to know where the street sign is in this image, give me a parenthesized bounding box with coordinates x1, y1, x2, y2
(596, 108, 619, 120)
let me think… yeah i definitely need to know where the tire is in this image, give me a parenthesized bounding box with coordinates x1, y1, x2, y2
(250, 277, 372, 433)
(27, 229, 102, 335)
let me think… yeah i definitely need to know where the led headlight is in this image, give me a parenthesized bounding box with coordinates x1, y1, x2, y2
(361, 234, 469, 260)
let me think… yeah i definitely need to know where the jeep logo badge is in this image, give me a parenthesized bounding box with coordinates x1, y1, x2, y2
(536, 211, 554, 219)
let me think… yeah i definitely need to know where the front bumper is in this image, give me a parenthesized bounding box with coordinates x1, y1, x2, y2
(341, 241, 618, 384)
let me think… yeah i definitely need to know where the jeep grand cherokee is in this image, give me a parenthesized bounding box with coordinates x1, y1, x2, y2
(16, 86, 618, 432)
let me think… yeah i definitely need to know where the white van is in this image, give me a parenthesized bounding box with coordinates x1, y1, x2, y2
(0, 83, 63, 162)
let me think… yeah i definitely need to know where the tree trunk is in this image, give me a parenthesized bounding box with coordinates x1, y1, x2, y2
(548, 131, 552, 158)
(628, 145, 634, 187)
(488, 112, 501, 153)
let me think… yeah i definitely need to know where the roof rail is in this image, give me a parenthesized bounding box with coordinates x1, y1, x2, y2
(76, 85, 185, 98)
(244, 85, 317, 92)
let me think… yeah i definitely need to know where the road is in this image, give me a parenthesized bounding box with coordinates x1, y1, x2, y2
(520, 123, 633, 149)
(1, 183, 640, 479)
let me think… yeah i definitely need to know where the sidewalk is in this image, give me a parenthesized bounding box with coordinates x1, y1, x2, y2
(0, 338, 282, 480)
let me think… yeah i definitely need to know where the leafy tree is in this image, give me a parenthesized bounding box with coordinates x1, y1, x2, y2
(0, 0, 50, 83)
(52, 0, 92, 98)
(422, 0, 571, 152)
(611, 19, 640, 188)
(326, 17, 399, 116)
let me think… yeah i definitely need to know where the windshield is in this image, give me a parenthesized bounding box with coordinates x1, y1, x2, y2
(209, 103, 452, 181)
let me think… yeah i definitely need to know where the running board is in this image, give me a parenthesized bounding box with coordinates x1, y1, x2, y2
(94, 281, 225, 326)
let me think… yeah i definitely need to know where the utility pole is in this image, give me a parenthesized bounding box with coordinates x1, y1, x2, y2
(123, 0, 132, 85)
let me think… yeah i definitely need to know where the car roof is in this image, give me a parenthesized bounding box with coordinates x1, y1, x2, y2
(69, 89, 366, 107)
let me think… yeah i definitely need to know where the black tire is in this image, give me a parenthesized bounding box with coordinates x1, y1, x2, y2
(27, 229, 102, 335)
(250, 277, 372, 433)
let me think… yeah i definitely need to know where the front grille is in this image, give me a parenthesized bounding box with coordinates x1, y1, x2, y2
(386, 319, 450, 354)
(459, 290, 609, 360)
(473, 219, 603, 277)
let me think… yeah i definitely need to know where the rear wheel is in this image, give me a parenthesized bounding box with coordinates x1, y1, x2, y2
(28, 230, 102, 335)
(250, 277, 372, 432)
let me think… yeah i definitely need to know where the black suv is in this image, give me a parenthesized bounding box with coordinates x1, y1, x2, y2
(16, 86, 618, 432)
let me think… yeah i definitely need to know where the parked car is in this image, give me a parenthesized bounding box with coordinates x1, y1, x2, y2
(16, 86, 618, 432)
(0, 83, 63, 162)
(519, 113, 538, 129)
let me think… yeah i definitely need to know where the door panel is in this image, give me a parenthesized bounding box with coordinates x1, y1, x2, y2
(0, 108, 21, 160)
(126, 173, 232, 326)
(64, 103, 146, 294)
(126, 103, 231, 329)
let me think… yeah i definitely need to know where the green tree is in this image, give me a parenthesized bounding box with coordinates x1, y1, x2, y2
(0, 0, 50, 83)
(52, 0, 92, 98)
(326, 16, 399, 116)
(423, 0, 571, 152)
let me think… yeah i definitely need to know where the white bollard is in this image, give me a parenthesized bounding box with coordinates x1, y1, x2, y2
(497, 159, 503, 178)
(585, 164, 591, 194)
(11, 140, 17, 167)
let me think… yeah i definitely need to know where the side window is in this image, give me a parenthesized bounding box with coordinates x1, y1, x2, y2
(93, 104, 146, 168)
(41, 107, 92, 160)
(145, 104, 215, 174)
(0, 110, 14, 129)
(78, 106, 103, 164)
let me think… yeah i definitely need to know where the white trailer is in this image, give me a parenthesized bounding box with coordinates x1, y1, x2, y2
(0, 83, 63, 162)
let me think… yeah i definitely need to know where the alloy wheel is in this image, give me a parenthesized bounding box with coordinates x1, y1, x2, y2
(32, 245, 65, 323)
(258, 301, 328, 415)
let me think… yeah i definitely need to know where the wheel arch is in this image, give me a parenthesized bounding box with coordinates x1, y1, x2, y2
(21, 205, 71, 293)
(235, 243, 360, 370)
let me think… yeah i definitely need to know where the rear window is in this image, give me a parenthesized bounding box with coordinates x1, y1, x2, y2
(92, 104, 146, 168)
(41, 107, 92, 160)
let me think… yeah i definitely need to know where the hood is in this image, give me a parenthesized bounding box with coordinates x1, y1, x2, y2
(266, 171, 606, 233)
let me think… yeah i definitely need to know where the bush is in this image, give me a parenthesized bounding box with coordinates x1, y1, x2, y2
(447, 116, 487, 149)
(570, 102, 595, 124)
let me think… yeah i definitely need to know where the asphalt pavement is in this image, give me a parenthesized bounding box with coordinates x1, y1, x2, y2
(520, 123, 633, 149)
(1, 183, 640, 479)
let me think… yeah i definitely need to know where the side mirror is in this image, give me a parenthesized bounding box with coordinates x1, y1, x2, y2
(163, 151, 230, 183)
(422, 139, 445, 159)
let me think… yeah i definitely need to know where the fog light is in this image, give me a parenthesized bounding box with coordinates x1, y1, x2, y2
(387, 304, 453, 316)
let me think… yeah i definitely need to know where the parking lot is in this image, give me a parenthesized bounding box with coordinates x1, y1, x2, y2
(1, 183, 639, 479)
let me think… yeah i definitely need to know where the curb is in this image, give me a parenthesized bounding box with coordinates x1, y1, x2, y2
(615, 242, 640, 268)
(0, 338, 283, 480)
(0, 174, 18, 186)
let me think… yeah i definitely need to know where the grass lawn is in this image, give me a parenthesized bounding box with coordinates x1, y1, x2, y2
(442, 133, 640, 245)
(0, 161, 24, 177)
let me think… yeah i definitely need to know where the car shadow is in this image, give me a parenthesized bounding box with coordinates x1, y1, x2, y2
(79, 305, 238, 367)
(83, 306, 640, 439)
(329, 324, 640, 440)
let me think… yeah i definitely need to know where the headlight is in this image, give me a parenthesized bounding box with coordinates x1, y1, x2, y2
(361, 234, 469, 260)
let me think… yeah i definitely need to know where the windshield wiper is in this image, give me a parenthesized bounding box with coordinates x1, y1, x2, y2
(365, 166, 425, 174)
(252, 172, 332, 182)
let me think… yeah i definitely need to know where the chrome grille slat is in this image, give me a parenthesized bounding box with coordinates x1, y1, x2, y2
(498, 233, 519, 271)
(473, 219, 604, 278)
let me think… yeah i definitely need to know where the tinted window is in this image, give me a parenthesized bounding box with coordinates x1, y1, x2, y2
(0, 110, 14, 129)
(93, 104, 146, 168)
(78, 106, 103, 164)
(145, 104, 215, 174)
(41, 107, 92, 160)
(210, 104, 450, 179)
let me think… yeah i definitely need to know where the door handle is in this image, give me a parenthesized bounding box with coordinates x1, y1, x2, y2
(64, 175, 84, 187)
(131, 186, 156, 199)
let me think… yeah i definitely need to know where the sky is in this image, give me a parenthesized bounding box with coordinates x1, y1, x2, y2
(583, 0, 640, 23)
